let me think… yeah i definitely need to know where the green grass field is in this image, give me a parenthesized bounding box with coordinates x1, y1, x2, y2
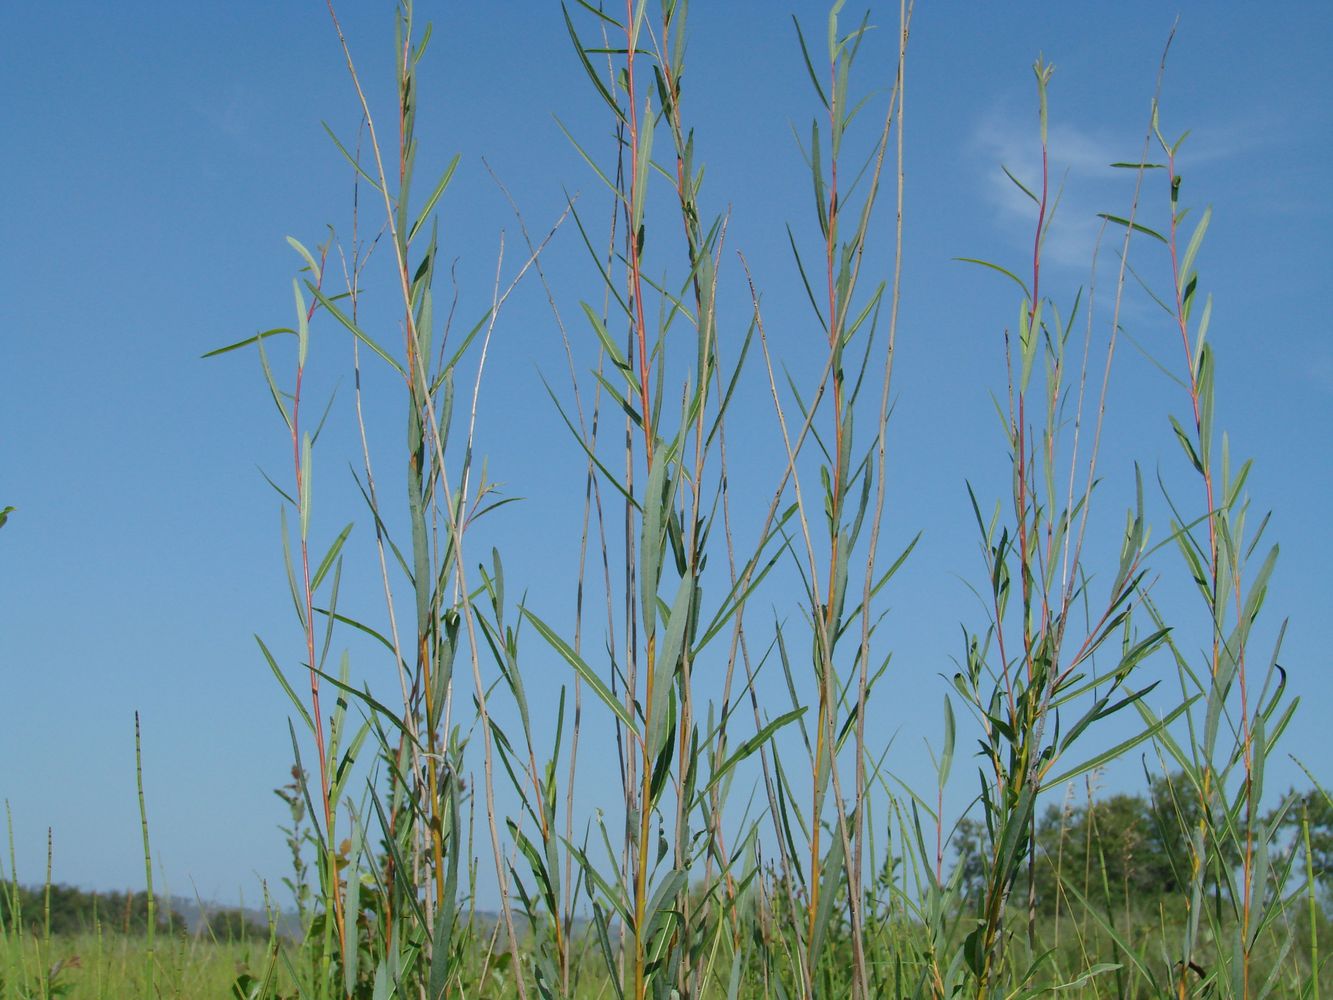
(4, 934, 281, 999)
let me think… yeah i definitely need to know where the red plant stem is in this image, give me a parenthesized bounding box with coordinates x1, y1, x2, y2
(624, 9, 656, 1000)
(624, 5, 654, 470)
(1020, 138, 1048, 686)
(290, 245, 348, 963)
(807, 53, 844, 963)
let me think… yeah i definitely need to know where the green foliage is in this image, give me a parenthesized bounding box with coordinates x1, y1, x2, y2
(951, 772, 1271, 917)
(2, 3, 1306, 1000)
(197, 908, 271, 945)
(1273, 786, 1333, 893)
(0, 885, 179, 938)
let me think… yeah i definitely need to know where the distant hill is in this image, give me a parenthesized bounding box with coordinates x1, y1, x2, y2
(166, 894, 303, 940)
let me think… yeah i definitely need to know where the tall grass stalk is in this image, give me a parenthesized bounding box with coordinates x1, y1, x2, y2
(133, 714, 154, 999)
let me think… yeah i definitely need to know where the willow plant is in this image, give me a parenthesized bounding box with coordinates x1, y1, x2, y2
(538, 4, 806, 996)
(939, 58, 1194, 1000)
(1122, 97, 1300, 1000)
(548, 2, 917, 997)
(209, 1, 542, 995)
(736, 3, 914, 998)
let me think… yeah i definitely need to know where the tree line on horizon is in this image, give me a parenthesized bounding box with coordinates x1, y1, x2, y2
(0, 884, 269, 942)
(6, 775, 1328, 943)
(953, 776, 1333, 915)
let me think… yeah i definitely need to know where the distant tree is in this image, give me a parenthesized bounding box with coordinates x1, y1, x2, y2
(1269, 785, 1333, 904)
(950, 772, 1251, 916)
(951, 816, 989, 901)
(197, 906, 270, 942)
(1033, 789, 1178, 913)
(0, 884, 181, 936)
(1284, 788, 1332, 874)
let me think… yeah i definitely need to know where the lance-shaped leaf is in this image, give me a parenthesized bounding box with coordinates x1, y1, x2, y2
(639, 446, 668, 641)
(647, 574, 694, 763)
(524, 608, 638, 735)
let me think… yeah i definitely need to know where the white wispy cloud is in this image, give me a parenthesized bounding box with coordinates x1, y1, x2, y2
(970, 107, 1133, 271)
(969, 103, 1289, 269)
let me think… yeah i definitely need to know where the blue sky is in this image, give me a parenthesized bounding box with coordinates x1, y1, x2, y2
(2, 2, 1329, 908)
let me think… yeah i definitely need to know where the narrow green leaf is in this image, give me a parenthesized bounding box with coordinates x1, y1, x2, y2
(808, 822, 845, 967)
(342, 818, 361, 994)
(523, 609, 638, 734)
(642, 868, 687, 947)
(628, 0, 648, 53)
(307, 284, 405, 376)
(310, 523, 355, 593)
(826, 0, 846, 63)
(954, 257, 1031, 298)
(286, 236, 320, 277)
(582, 302, 631, 373)
(201, 327, 295, 359)
(552, 115, 624, 202)
(310, 667, 419, 747)
(279, 506, 304, 628)
(1169, 414, 1204, 473)
(564, 839, 634, 929)
(561, 4, 626, 123)
(1197, 345, 1215, 472)
(322, 122, 383, 192)
(631, 93, 655, 236)
(570, 0, 623, 27)
(1193, 293, 1212, 379)
(256, 337, 292, 430)
(703, 707, 806, 796)
(408, 154, 461, 244)
(940, 696, 956, 788)
(811, 120, 827, 238)
(1046, 695, 1196, 786)
(1097, 213, 1167, 244)
(1179, 205, 1212, 282)
(1001, 164, 1038, 205)
(293, 279, 309, 367)
(640, 447, 668, 642)
(647, 574, 694, 761)
(538, 375, 640, 509)
(791, 15, 829, 109)
(255, 635, 314, 734)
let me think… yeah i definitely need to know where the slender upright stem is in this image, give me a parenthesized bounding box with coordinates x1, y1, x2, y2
(134, 712, 155, 1000)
